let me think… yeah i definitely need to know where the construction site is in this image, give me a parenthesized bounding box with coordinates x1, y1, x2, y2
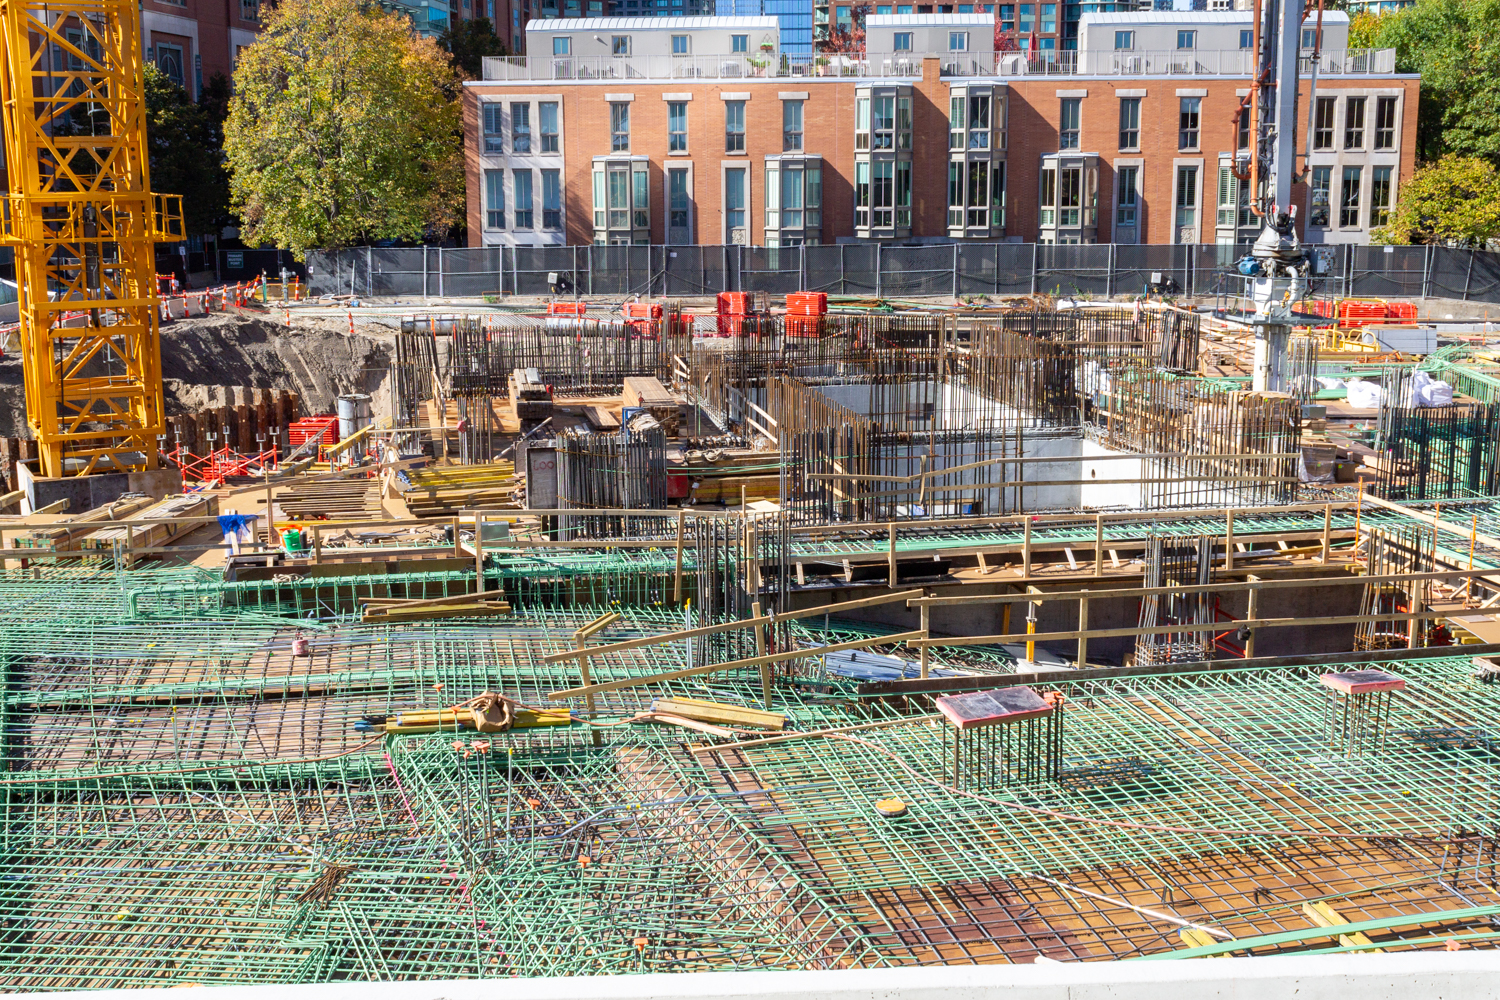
(5, 0, 1500, 992)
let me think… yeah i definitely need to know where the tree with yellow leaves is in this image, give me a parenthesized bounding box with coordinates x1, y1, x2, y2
(225, 0, 463, 258)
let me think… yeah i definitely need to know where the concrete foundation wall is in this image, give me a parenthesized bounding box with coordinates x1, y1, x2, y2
(24, 953, 1500, 1000)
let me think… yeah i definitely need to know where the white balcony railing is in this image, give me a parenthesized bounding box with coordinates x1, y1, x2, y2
(481, 47, 1396, 81)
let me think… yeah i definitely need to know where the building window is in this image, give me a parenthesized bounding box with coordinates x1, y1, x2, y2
(1058, 166, 1081, 226)
(514, 169, 533, 229)
(610, 102, 629, 152)
(948, 162, 962, 228)
(542, 169, 562, 229)
(1239, 29, 1253, 49)
(873, 95, 895, 149)
(671, 34, 688, 54)
(783, 100, 803, 151)
(949, 31, 968, 51)
(1301, 27, 1319, 49)
(1309, 166, 1331, 226)
(1175, 165, 1197, 228)
(485, 169, 505, 229)
(855, 160, 869, 227)
(1118, 97, 1139, 150)
(725, 167, 746, 234)
(1370, 165, 1393, 228)
(607, 165, 628, 228)
(1176, 29, 1194, 49)
(949, 96, 963, 151)
(999, 3, 1013, 30)
(1039, 167, 1055, 226)
(856, 97, 869, 151)
(1216, 165, 1237, 228)
(1116, 165, 1137, 227)
(731, 33, 747, 52)
(553, 36, 570, 55)
(725, 100, 745, 152)
(633, 166, 648, 229)
(668, 102, 687, 152)
(157, 43, 185, 88)
(1178, 97, 1200, 150)
(483, 103, 504, 154)
(1059, 97, 1080, 150)
(512, 104, 531, 154)
(965, 160, 989, 228)
(872, 160, 893, 228)
(896, 160, 912, 228)
(1344, 97, 1365, 149)
(611, 35, 630, 55)
(1114, 30, 1132, 50)
(669, 168, 690, 233)
(967, 92, 989, 149)
(1313, 97, 1334, 150)
(540, 102, 559, 153)
(894, 31, 912, 50)
(1374, 96, 1397, 150)
(1340, 166, 1362, 227)
(898, 96, 912, 150)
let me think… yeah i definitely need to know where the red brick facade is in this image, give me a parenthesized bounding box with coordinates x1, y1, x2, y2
(464, 57, 1419, 246)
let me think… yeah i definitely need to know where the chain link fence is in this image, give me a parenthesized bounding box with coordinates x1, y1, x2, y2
(293, 243, 1500, 306)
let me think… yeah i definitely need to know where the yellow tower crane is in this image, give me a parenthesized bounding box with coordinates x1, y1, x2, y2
(0, 0, 181, 478)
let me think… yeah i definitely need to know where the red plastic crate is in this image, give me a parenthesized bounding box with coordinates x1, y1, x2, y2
(288, 415, 339, 448)
(548, 301, 588, 316)
(785, 315, 822, 339)
(786, 291, 827, 316)
(624, 301, 663, 320)
(1340, 300, 1389, 320)
(717, 291, 753, 315)
(1386, 301, 1418, 320)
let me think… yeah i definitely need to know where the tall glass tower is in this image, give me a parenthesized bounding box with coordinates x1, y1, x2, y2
(717, 0, 812, 55)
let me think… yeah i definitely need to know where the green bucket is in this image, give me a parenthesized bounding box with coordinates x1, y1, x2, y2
(281, 527, 304, 553)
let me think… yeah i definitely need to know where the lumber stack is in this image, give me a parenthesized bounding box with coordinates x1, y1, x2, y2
(622, 376, 678, 435)
(80, 493, 219, 567)
(402, 463, 521, 515)
(360, 589, 512, 624)
(13, 495, 158, 553)
(279, 476, 383, 520)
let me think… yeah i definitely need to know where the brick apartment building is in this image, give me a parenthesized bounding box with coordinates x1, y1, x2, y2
(462, 10, 1420, 248)
(140, 0, 264, 99)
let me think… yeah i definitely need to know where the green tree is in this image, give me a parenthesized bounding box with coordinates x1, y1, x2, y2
(145, 67, 231, 237)
(1372, 156, 1500, 247)
(224, 0, 463, 257)
(440, 17, 509, 80)
(1360, 0, 1500, 165)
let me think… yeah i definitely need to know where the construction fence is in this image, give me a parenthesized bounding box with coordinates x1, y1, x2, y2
(295, 243, 1500, 303)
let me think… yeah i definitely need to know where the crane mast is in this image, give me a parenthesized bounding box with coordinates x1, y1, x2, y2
(0, 0, 181, 479)
(1244, 0, 1313, 393)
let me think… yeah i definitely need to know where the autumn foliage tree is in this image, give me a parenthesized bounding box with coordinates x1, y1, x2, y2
(1372, 156, 1500, 248)
(224, 0, 463, 257)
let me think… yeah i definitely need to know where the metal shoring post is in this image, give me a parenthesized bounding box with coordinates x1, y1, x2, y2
(752, 600, 770, 709)
(1320, 503, 1332, 563)
(919, 600, 930, 679)
(1094, 514, 1104, 577)
(1244, 574, 1259, 658)
(1076, 595, 1088, 668)
(1225, 508, 1235, 572)
(1025, 599, 1037, 665)
(1022, 516, 1032, 578)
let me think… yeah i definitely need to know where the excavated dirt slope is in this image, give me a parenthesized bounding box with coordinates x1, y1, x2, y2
(0, 312, 394, 438)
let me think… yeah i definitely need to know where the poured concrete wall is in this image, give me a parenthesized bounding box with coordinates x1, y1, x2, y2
(24, 953, 1500, 1000)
